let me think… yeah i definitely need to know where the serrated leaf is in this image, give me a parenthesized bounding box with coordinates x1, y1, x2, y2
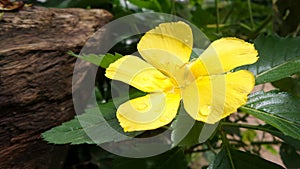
(239, 35, 300, 84)
(240, 90, 300, 140)
(208, 148, 284, 169)
(68, 51, 123, 68)
(42, 102, 141, 145)
(42, 118, 93, 145)
(112, 148, 187, 169)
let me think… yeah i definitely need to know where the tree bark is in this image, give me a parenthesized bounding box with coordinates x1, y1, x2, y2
(0, 6, 112, 169)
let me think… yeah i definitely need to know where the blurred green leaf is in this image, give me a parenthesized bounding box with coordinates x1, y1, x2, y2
(112, 148, 187, 169)
(239, 35, 300, 84)
(69, 51, 123, 68)
(280, 143, 300, 168)
(0, 12, 3, 20)
(42, 102, 141, 144)
(241, 129, 256, 144)
(262, 144, 278, 155)
(127, 0, 162, 11)
(240, 90, 300, 140)
(208, 148, 284, 169)
(191, 4, 216, 27)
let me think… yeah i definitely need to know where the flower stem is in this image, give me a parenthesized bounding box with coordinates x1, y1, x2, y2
(220, 125, 235, 169)
(215, 0, 220, 34)
(221, 122, 272, 133)
(247, 0, 255, 30)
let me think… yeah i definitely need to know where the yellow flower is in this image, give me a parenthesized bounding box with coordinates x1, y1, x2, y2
(105, 21, 258, 132)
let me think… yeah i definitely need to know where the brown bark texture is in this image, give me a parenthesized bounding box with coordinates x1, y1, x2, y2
(0, 6, 112, 169)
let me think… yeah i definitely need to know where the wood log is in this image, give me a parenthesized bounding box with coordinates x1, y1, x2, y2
(0, 6, 112, 169)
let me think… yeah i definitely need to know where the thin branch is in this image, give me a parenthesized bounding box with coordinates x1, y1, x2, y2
(221, 128, 235, 169)
(247, 0, 254, 29)
(215, 0, 220, 34)
(221, 122, 273, 133)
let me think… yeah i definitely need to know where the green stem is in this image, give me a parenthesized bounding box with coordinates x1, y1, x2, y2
(189, 146, 222, 153)
(251, 141, 281, 145)
(222, 5, 233, 24)
(249, 14, 272, 39)
(221, 122, 273, 133)
(206, 141, 217, 155)
(247, 0, 255, 30)
(153, 0, 162, 12)
(220, 127, 235, 169)
(227, 139, 281, 145)
(123, 0, 128, 10)
(215, 0, 220, 34)
(171, 0, 176, 16)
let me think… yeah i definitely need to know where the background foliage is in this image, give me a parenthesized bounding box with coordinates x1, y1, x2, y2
(39, 0, 300, 168)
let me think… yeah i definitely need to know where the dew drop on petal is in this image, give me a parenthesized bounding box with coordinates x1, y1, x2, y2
(200, 105, 211, 116)
(142, 77, 149, 81)
(154, 74, 167, 80)
(137, 103, 148, 111)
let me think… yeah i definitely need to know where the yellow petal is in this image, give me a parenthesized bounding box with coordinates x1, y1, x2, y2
(189, 37, 258, 77)
(105, 55, 174, 93)
(117, 92, 181, 132)
(182, 70, 255, 124)
(137, 21, 193, 78)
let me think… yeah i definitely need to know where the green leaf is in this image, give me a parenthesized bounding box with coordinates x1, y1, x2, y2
(240, 90, 300, 140)
(208, 148, 284, 169)
(68, 51, 123, 68)
(191, 4, 216, 27)
(42, 116, 93, 144)
(112, 148, 187, 169)
(280, 143, 300, 168)
(171, 105, 218, 147)
(263, 125, 300, 150)
(190, 48, 204, 60)
(239, 35, 300, 84)
(171, 106, 204, 147)
(42, 102, 141, 144)
(272, 76, 300, 97)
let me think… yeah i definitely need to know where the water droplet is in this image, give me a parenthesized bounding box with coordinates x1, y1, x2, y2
(200, 105, 211, 116)
(137, 103, 148, 111)
(154, 74, 167, 80)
